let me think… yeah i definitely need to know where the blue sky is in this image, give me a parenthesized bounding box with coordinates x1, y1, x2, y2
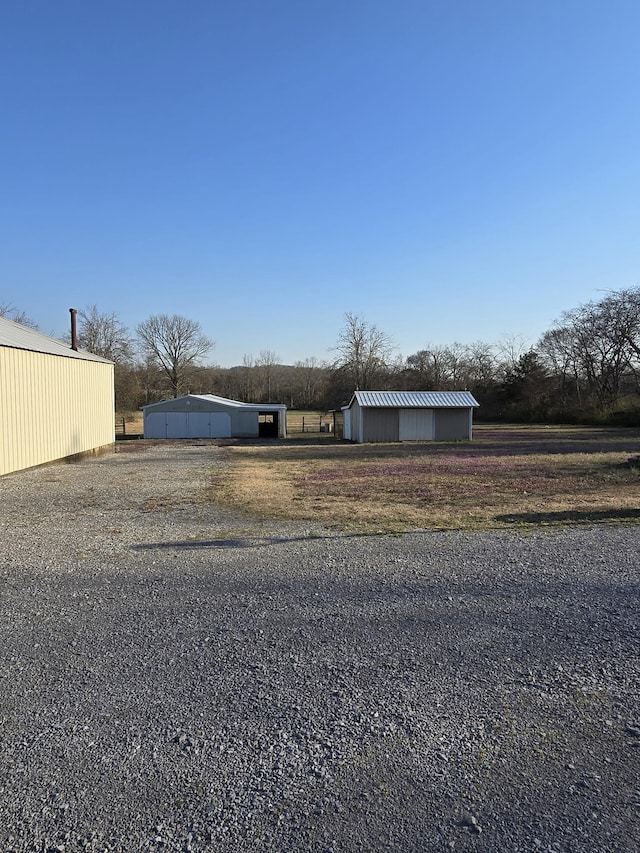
(1, 0, 639, 367)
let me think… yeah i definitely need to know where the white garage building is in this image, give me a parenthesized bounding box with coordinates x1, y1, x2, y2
(342, 390, 479, 443)
(142, 394, 287, 439)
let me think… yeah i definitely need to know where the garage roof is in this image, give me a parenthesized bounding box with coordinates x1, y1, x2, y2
(141, 394, 286, 412)
(345, 390, 479, 409)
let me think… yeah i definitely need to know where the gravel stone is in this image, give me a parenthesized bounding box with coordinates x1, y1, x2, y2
(0, 441, 638, 851)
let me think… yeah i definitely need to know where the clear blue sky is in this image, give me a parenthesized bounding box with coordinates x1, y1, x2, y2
(2, 0, 639, 367)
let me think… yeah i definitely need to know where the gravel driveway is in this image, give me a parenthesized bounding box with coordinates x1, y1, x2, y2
(0, 442, 638, 852)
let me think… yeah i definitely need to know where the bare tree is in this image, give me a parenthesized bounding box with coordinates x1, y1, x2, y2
(497, 334, 530, 375)
(77, 304, 134, 364)
(136, 314, 214, 398)
(333, 312, 395, 390)
(0, 302, 38, 329)
(537, 326, 583, 408)
(404, 346, 451, 389)
(256, 349, 280, 402)
(464, 340, 499, 389)
(293, 356, 329, 408)
(241, 353, 257, 402)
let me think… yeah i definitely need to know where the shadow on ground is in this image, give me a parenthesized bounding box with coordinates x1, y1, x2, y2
(496, 507, 640, 525)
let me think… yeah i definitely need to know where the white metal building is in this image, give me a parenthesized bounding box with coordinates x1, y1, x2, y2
(142, 394, 287, 439)
(342, 390, 479, 443)
(0, 315, 115, 476)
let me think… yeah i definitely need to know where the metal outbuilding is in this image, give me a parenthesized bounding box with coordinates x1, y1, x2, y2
(342, 390, 479, 443)
(0, 315, 115, 476)
(142, 394, 287, 439)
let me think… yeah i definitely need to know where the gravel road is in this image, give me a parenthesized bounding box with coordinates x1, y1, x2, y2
(0, 442, 638, 852)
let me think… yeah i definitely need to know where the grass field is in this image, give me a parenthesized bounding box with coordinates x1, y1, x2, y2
(207, 424, 640, 532)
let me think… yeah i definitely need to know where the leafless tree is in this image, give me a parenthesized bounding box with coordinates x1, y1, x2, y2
(256, 350, 280, 402)
(405, 346, 451, 389)
(0, 302, 38, 329)
(536, 286, 640, 411)
(77, 304, 134, 364)
(333, 312, 395, 390)
(497, 334, 530, 375)
(136, 314, 214, 398)
(464, 340, 499, 389)
(293, 356, 329, 408)
(241, 353, 257, 402)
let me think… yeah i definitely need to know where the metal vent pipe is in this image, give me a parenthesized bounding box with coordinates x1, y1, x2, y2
(69, 308, 78, 351)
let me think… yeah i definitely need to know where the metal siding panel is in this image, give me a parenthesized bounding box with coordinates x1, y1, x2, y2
(434, 409, 472, 440)
(352, 399, 363, 443)
(363, 409, 399, 442)
(399, 408, 434, 440)
(1, 348, 114, 476)
(231, 410, 259, 437)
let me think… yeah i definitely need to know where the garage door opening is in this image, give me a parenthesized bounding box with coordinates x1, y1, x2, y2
(259, 412, 279, 438)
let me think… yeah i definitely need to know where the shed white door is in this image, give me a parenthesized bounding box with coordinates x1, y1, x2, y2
(187, 412, 231, 438)
(144, 412, 188, 438)
(166, 413, 188, 438)
(399, 408, 434, 441)
(144, 412, 168, 438)
(343, 409, 351, 440)
(144, 410, 232, 438)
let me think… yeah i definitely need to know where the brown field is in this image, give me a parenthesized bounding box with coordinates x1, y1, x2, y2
(208, 424, 640, 532)
(116, 412, 144, 436)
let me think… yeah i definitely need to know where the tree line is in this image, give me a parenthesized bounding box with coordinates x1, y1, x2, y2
(2, 287, 640, 424)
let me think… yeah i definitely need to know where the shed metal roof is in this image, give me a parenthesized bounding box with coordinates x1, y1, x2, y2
(345, 390, 479, 409)
(0, 315, 112, 363)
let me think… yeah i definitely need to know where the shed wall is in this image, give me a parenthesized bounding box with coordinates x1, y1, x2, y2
(230, 410, 260, 437)
(1, 347, 115, 476)
(433, 408, 471, 440)
(362, 408, 399, 443)
(399, 408, 434, 440)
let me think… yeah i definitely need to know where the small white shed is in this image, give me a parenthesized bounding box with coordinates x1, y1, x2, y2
(342, 390, 479, 443)
(142, 394, 287, 439)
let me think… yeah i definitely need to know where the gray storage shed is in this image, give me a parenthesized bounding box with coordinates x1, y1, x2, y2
(142, 394, 287, 439)
(342, 390, 479, 443)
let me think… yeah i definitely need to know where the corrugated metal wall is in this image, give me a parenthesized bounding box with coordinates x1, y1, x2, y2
(362, 408, 399, 442)
(433, 408, 471, 440)
(399, 408, 434, 440)
(1, 347, 114, 476)
(230, 410, 260, 437)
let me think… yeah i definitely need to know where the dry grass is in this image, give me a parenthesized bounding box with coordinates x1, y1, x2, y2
(207, 425, 640, 532)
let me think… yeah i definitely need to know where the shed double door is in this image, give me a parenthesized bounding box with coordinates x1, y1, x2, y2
(146, 411, 231, 438)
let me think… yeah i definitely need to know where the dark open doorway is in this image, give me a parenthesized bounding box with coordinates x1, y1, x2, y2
(258, 412, 279, 437)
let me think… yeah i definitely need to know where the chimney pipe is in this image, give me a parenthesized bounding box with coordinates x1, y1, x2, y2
(69, 308, 78, 351)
